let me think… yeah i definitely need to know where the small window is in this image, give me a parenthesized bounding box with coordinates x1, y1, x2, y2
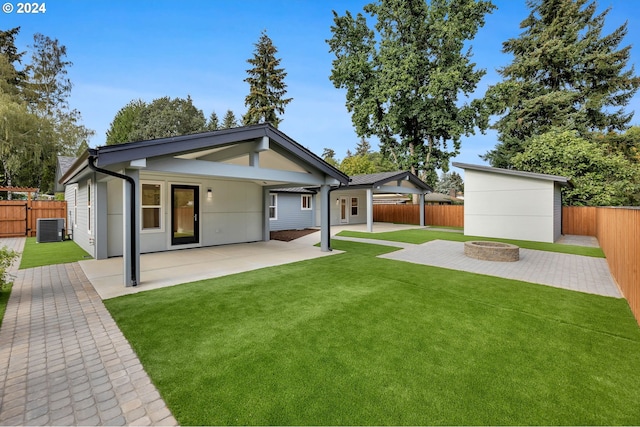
(351, 197, 358, 216)
(301, 194, 312, 210)
(269, 194, 278, 220)
(142, 183, 162, 230)
(87, 180, 92, 234)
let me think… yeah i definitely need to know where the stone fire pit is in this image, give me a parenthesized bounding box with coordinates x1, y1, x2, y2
(464, 241, 520, 262)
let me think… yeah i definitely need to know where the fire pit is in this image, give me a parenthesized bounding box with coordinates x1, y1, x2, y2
(464, 241, 520, 262)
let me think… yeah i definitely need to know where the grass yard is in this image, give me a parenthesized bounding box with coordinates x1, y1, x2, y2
(19, 237, 92, 269)
(339, 228, 605, 257)
(105, 240, 640, 426)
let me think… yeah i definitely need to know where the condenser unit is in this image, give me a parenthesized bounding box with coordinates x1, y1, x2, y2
(36, 218, 65, 243)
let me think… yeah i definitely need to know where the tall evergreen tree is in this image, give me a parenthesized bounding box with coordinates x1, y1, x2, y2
(483, 0, 640, 168)
(242, 30, 292, 128)
(221, 110, 238, 129)
(328, 0, 495, 188)
(206, 111, 220, 131)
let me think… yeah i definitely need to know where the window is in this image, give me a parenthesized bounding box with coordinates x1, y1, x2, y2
(351, 197, 358, 216)
(269, 194, 277, 220)
(141, 182, 162, 230)
(301, 194, 312, 210)
(87, 180, 92, 234)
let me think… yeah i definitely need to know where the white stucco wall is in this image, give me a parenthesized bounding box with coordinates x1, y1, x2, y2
(464, 170, 556, 243)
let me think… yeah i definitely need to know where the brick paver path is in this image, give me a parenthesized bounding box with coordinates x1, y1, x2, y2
(0, 257, 177, 425)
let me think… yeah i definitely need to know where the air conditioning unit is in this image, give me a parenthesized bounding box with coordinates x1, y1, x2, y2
(36, 218, 65, 243)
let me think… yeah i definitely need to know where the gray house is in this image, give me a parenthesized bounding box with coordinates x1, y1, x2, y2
(59, 124, 349, 287)
(268, 187, 317, 231)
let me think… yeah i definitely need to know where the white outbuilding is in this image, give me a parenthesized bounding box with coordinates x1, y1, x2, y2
(452, 162, 571, 243)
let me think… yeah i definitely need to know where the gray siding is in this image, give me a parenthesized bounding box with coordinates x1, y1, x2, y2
(553, 184, 562, 242)
(270, 193, 314, 231)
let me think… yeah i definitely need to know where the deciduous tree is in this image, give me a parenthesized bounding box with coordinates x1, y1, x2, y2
(512, 129, 639, 206)
(327, 0, 494, 188)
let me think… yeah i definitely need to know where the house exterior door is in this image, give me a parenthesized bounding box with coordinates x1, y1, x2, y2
(171, 185, 199, 245)
(340, 196, 349, 224)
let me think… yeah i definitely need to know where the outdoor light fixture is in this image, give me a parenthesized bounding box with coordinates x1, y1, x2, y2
(207, 188, 213, 200)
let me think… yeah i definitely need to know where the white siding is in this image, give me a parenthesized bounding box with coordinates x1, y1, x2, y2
(69, 180, 95, 257)
(464, 170, 555, 243)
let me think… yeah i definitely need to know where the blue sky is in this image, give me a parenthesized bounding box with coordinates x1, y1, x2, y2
(3, 0, 639, 172)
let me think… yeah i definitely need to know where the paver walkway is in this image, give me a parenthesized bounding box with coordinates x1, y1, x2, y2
(0, 241, 177, 426)
(333, 236, 620, 298)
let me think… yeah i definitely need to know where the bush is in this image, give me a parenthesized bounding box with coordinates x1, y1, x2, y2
(0, 246, 19, 291)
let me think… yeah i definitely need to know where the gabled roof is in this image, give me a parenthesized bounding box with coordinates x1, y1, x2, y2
(348, 171, 432, 192)
(60, 124, 349, 185)
(55, 156, 77, 192)
(452, 162, 571, 187)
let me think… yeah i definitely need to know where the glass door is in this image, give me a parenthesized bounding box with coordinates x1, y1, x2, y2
(340, 197, 349, 224)
(171, 185, 199, 245)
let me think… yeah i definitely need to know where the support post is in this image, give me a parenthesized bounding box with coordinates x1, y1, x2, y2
(263, 187, 271, 242)
(320, 184, 331, 252)
(419, 193, 425, 227)
(367, 188, 373, 232)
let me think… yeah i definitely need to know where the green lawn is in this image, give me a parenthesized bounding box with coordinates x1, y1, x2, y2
(105, 239, 640, 426)
(19, 237, 92, 269)
(339, 228, 605, 257)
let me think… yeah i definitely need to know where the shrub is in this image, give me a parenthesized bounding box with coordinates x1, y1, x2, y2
(0, 246, 19, 291)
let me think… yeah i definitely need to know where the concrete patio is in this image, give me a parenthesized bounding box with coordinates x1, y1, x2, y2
(79, 223, 425, 299)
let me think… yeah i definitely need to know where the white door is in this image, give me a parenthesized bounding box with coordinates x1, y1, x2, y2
(340, 197, 349, 224)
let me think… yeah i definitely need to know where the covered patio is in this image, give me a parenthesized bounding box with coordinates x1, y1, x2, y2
(79, 223, 425, 299)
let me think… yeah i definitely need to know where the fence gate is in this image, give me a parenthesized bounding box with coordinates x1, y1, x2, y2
(0, 202, 28, 237)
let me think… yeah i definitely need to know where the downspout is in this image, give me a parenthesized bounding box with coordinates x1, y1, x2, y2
(87, 156, 138, 287)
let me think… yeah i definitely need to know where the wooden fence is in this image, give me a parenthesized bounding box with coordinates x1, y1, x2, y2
(562, 206, 597, 236)
(593, 208, 640, 325)
(0, 200, 67, 237)
(373, 204, 464, 227)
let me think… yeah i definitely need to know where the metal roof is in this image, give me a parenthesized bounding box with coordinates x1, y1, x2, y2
(452, 162, 571, 187)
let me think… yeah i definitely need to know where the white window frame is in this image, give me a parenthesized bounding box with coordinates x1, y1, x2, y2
(269, 193, 278, 220)
(301, 194, 312, 210)
(141, 181, 164, 232)
(351, 197, 359, 216)
(87, 179, 92, 234)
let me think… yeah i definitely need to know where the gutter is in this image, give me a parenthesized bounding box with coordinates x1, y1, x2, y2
(87, 156, 138, 287)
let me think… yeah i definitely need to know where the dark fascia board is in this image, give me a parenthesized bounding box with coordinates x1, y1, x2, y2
(270, 187, 317, 194)
(77, 124, 348, 185)
(452, 162, 572, 187)
(348, 171, 432, 192)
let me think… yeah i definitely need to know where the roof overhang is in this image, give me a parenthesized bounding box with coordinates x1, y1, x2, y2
(452, 162, 572, 188)
(59, 124, 349, 187)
